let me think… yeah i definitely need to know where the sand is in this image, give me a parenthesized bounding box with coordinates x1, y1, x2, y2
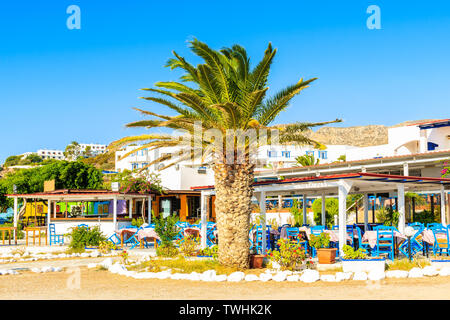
(1, 268, 450, 300)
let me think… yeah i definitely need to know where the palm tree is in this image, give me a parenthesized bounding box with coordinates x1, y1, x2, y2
(109, 39, 341, 268)
(295, 153, 320, 167)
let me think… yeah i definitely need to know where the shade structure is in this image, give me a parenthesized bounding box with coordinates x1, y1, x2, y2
(193, 172, 450, 254)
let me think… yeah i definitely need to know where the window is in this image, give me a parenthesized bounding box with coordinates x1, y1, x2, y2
(281, 151, 290, 158)
(267, 150, 277, 158)
(142, 163, 149, 168)
(318, 151, 328, 159)
(132, 163, 139, 170)
(306, 151, 314, 156)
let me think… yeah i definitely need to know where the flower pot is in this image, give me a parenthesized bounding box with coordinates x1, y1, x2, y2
(249, 254, 265, 268)
(317, 248, 337, 264)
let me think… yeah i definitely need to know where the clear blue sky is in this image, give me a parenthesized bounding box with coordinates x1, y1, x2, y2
(1, 1, 449, 163)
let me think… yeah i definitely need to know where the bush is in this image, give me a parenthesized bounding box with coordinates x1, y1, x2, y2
(176, 235, 200, 257)
(342, 245, 368, 259)
(131, 217, 144, 228)
(198, 245, 218, 259)
(153, 213, 179, 247)
(99, 240, 116, 254)
(309, 232, 331, 250)
(267, 239, 306, 271)
(156, 244, 179, 257)
(67, 225, 106, 250)
(311, 198, 338, 228)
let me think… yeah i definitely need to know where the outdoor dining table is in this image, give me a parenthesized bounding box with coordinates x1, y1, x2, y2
(24, 226, 48, 246)
(361, 230, 407, 249)
(137, 228, 160, 248)
(0, 226, 17, 245)
(115, 228, 140, 248)
(299, 227, 352, 242)
(416, 228, 448, 257)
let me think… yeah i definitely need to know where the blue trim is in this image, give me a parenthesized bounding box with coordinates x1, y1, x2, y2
(431, 260, 450, 262)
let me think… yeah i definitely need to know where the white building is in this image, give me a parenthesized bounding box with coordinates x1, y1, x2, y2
(115, 145, 215, 190)
(37, 149, 65, 160)
(346, 119, 450, 161)
(79, 143, 107, 157)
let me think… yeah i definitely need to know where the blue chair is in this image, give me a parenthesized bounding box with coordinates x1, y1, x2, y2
(373, 226, 395, 261)
(399, 226, 424, 258)
(255, 225, 271, 254)
(331, 225, 339, 230)
(286, 227, 308, 252)
(49, 223, 64, 245)
(431, 227, 449, 256)
(355, 226, 371, 253)
(107, 233, 121, 246)
(122, 226, 144, 250)
(206, 224, 217, 247)
(408, 222, 424, 229)
(427, 223, 443, 229)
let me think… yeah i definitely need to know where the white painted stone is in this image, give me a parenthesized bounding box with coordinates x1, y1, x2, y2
(300, 269, 320, 283)
(320, 274, 337, 282)
(80, 252, 90, 258)
(90, 251, 100, 258)
(53, 267, 63, 272)
(87, 263, 98, 269)
(385, 270, 408, 278)
(170, 273, 185, 280)
(272, 272, 287, 282)
(259, 273, 272, 282)
(353, 271, 368, 281)
(155, 271, 171, 279)
(186, 272, 201, 281)
(422, 266, 438, 277)
(31, 267, 41, 273)
(41, 266, 54, 273)
(270, 261, 281, 270)
(244, 274, 260, 282)
(214, 274, 228, 282)
(408, 267, 424, 278)
(13, 254, 21, 259)
(100, 258, 113, 269)
(439, 267, 450, 276)
(7, 270, 18, 275)
(227, 271, 245, 282)
(109, 263, 127, 274)
(200, 270, 216, 282)
(368, 270, 385, 281)
(335, 272, 352, 281)
(0, 269, 8, 275)
(132, 272, 156, 279)
(286, 274, 300, 282)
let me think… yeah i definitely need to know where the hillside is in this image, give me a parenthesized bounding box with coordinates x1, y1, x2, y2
(305, 119, 439, 147)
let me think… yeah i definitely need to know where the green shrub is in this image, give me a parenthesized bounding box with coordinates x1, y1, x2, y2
(176, 235, 200, 257)
(309, 232, 331, 250)
(342, 245, 368, 259)
(131, 217, 144, 228)
(198, 245, 218, 260)
(67, 225, 106, 250)
(156, 244, 179, 257)
(153, 213, 179, 247)
(267, 239, 306, 271)
(311, 198, 338, 228)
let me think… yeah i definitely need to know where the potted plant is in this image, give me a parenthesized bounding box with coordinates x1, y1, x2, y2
(309, 232, 336, 264)
(341, 245, 386, 273)
(266, 238, 306, 270)
(249, 247, 265, 269)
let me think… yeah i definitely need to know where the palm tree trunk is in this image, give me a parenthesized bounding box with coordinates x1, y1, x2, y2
(213, 162, 255, 269)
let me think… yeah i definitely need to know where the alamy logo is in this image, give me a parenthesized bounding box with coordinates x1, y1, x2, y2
(366, 5, 381, 30)
(66, 5, 81, 30)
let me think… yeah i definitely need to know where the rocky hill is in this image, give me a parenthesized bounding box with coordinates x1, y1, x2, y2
(305, 119, 439, 147)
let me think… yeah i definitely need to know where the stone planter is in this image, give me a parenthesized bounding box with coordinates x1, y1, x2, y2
(317, 248, 337, 264)
(342, 258, 386, 273)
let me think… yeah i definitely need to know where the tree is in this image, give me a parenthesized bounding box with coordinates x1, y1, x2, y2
(20, 154, 43, 165)
(295, 154, 320, 167)
(4, 155, 21, 167)
(109, 39, 340, 268)
(64, 141, 83, 161)
(337, 155, 346, 162)
(311, 198, 339, 228)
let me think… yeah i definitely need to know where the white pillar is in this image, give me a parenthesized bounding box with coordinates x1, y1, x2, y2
(113, 196, 118, 230)
(363, 193, 369, 231)
(338, 180, 352, 256)
(441, 185, 447, 226)
(128, 200, 133, 219)
(260, 191, 267, 254)
(13, 197, 18, 242)
(397, 184, 406, 233)
(419, 130, 428, 153)
(302, 194, 307, 225)
(403, 163, 409, 176)
(321, 193, 326, 226)
(278, 194, 282, 211)
(47, 200, 51, 242)
(200, 192, 207, 249)
(148, 196, 152, 224)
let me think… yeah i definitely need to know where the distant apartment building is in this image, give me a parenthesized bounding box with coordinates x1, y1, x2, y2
(37, 149, 65, 160)
(79, 143, 107, 157)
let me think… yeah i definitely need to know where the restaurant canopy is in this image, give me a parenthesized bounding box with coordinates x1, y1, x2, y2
(192, 172, 450, 254)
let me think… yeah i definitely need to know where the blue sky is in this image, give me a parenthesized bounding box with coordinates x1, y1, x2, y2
(1, 1, 449, 163)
